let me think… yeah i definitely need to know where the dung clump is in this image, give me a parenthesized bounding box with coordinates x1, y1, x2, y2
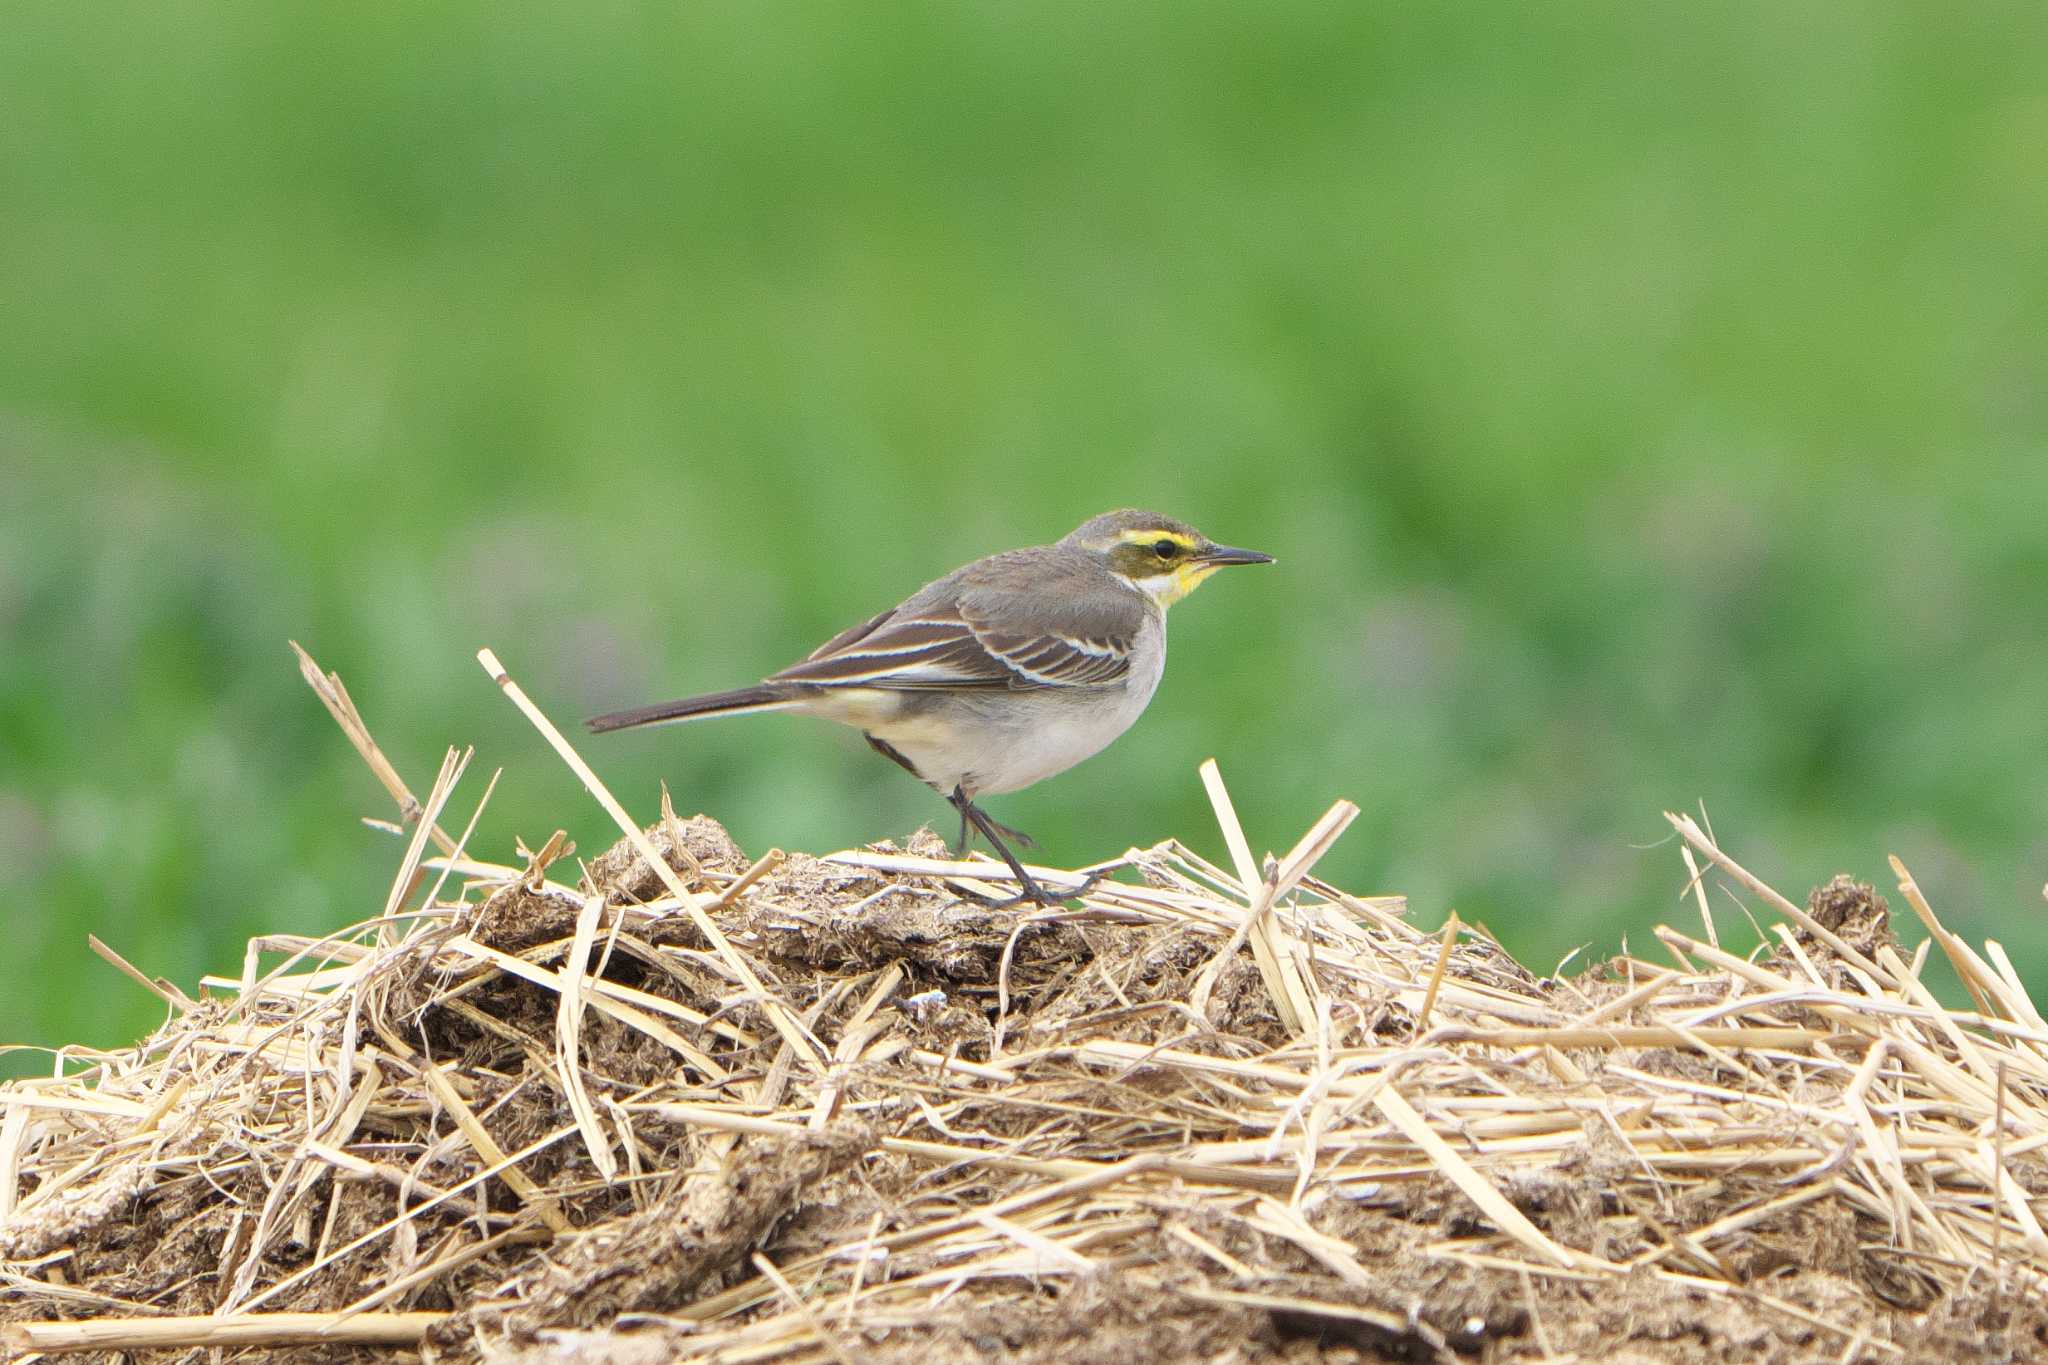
(6, 662, 2044, 1364)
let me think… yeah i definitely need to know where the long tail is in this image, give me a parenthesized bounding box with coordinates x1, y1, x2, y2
(586, 684, 804, 734)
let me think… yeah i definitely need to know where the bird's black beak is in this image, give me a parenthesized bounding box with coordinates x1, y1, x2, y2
(1197, 544, 1276, 567)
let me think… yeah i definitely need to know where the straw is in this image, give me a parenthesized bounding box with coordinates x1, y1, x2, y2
(4, 656, 2043, 1360)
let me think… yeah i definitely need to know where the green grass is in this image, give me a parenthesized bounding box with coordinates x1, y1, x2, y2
(5, 3, 2047, 1061)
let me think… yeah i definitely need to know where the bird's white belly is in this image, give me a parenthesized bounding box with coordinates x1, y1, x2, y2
(849, 613, 1167, 797)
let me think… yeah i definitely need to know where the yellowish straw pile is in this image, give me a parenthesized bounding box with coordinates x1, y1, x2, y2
(3, 646, 2045, 1362)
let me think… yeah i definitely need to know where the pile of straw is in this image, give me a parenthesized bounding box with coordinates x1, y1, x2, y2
(3, 646, 2046, 1363)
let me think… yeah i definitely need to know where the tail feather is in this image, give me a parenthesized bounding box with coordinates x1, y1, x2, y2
(586, 684, 802, 734)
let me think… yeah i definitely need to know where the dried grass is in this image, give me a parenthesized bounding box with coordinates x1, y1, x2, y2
(4, 646, 2047, 1362)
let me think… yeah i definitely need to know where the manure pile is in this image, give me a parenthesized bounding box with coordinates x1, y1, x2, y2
(3, 648, 2047, 1363)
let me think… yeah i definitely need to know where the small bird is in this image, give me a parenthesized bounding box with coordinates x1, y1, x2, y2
(589, 509, 1273, 904)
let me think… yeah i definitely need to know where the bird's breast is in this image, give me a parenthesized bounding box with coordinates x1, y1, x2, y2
(948, 610, 1166, 796)
(803, 613, 1167, 799)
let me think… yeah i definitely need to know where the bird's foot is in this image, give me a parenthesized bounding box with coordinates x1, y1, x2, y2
(943, 785, 1079, 907)
(949, 868, 1103, 910)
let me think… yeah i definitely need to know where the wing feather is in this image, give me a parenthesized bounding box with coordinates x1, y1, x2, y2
(769, 549, 1143, 692)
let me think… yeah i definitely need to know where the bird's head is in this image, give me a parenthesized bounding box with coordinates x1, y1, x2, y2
(1061, 508, 1275, 608)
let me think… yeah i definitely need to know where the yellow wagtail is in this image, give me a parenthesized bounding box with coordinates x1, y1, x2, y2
(590, 508, 1273, 904)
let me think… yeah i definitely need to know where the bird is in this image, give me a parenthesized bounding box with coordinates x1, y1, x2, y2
(588, 508, 1274, 905)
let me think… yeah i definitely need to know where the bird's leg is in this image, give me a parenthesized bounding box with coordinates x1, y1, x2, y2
(969, 806, 1039, 851)
(865, 732, 924, 780)
(948, 788, 1048, 905)
(863, 732, 955, 847)
(948, 800, 1037, 859)
(865, 734, 1087, 903)
(866, 733, 1040, 853)
(947, 787, 1095, 907)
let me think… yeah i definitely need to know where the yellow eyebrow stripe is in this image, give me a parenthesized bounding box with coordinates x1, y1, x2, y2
(1114, 529, 1199, 549)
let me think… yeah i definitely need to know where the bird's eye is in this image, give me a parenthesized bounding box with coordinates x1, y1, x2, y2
(1153, 538, 1177, 559)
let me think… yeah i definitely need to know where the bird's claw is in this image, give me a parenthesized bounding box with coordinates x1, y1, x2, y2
(947, 869, 1103, 910)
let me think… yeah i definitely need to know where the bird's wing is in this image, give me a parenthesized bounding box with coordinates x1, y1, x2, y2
(768, 549, 1142, 691)
(800, 605, 899, 661)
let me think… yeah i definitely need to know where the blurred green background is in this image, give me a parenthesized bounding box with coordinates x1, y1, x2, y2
(5, 3, 2047, 1062)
